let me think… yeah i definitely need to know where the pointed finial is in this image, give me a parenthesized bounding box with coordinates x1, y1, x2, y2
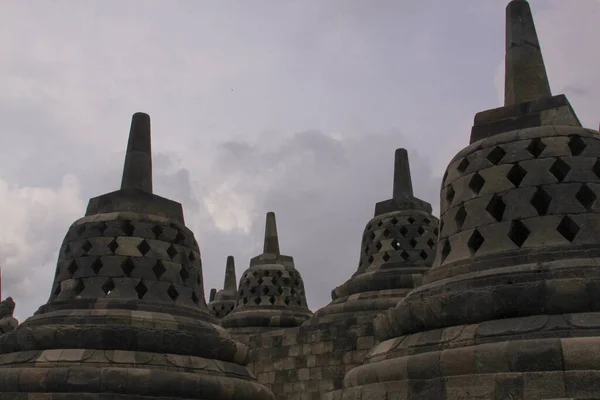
(504, 0, 552, 106)
(224, 256, 237, 291)
(209, 288, 217, 302)
(121, 112, 153, 193)
(392, 148, 414, 199)
(263, 212, 281, 255)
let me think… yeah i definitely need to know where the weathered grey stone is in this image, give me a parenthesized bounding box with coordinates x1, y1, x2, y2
(207, 255, 238, 319)
(0, 113, 274, 399)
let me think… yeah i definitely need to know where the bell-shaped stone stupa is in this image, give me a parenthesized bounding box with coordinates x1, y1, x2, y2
(222, 212, 312, 334)
(0, 113, 273, 399)
(310, 148, 438, 324)
(329, 1, 600, 399)
(208, 256, 239, 319)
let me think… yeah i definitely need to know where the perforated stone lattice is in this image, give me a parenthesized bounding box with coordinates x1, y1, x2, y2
(357, 213, 439, 274)
(209, 302, 236, 319)
(236, 268, 308, 309)
(437, 128, 600, 266)
(50, 215, 204, 308)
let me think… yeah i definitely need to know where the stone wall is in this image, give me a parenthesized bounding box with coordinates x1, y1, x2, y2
(246, 315, 377, 400)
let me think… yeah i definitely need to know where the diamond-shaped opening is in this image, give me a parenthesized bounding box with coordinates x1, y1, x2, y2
(390, 217, 398, 225)
(291, 287, 296, 296)
(427, 238, 435, 248)
(457, 158, 470, 173)
(74, 279, 85, 295)
(174, 231, 186, 244)
(120, 258, 134, 277)
(67, 261, 78, 277)
(264, 270, 270, 276)
(486, 194, 506, 222)
(167, 285, 179, 301)
(296, 300, 302, 306)
(409, 238, 418, 248)
(377, 220, 384, 227)
(191, 291, 200, 305)
(153, 260, 167, 279)
(294, 279, 300, 286)
(278, 286, 284, 295)
(507, 164, 527, 187)
(375, 242, 382, 250)
(557, 216, 580, 242)
(257, 277, 264, 284)
(97, 222, 108, 235)
(420, 250, 428, 260)
(180, 267, 189, 282)
(508, 220, 531, 248)
(284, 297, 290, 305)
(269, 296, 276, 305)
(454, 206, 467, 230)
(250, 287, 257, 294)
(101, 279, 115, 296)
(527, 138, 546, 158)
(252, 270, 258, 277)
(423, 218, 431, 224)
(369, 232, 376, 241)
(137, 240, 151, 256)
(167, 245, 178, 259)
(76, 224, 86, 237)
(107, 239, 119, 254)
(271, 277, 277, 285)
(467, 229, 485, 255)
(81, 240, 92, 255)
(549, 158, 571, 183)
(366, 223, 372, 230)
(188, 251, 196, 262)
(468, 173, 485, 194)
(197, 275, 202, 285)
(531, 187, 552, 216)
(254, 297, 262, 305)
(576, 184, 597, 211)
(151, 225, 163, 239)
(382, 252, 390, 262)
(417, 226, 425, 235)
(368, 255, 375, 264)
(407, 217, 415, 224)
(243, 297, 249, 305)
(440, 240, 451, 262)
(593, 159, 600, 180)
(445, 185, 456, 204)
(135, 281, 148, 299)
(277, 271, 283, 277)
(487, 146, 506, 165)
(400, 251, 410, 260)
(399, 226, 408, 236)
(91, 258, 103, 275)
(121, 221, 135, 236)
(363, 245, 369, 255)
(262, 286, 269, 295)
(383, 229, 391, 237)
(433, 227, 439, 236)
(391, 239, 401, 250)
(568, 135, 587, 156)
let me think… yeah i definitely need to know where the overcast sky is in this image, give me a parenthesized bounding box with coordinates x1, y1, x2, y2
(1, 0, 599, 321)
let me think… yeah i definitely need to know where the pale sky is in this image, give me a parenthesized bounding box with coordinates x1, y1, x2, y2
(1, 0, 599, 321)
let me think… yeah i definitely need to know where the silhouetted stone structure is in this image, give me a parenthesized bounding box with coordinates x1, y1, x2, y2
(0, 297, 18, 334)
(222, 213, 312, 336)
(310, 148, 438, 324)
(0, 113, 273, 399)
(327, 1, 600, 399)
(208, 256, 238, 319)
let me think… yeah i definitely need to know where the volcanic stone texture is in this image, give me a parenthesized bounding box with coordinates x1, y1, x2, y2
(326, 124, 600, 399)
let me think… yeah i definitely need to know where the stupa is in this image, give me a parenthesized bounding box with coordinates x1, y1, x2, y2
(222, 212, 312, 334)
(208, 256, 238, 319)
(329, 1, 600, 399)
(310, 148, 438, 324)
(0, 113, 273, 399)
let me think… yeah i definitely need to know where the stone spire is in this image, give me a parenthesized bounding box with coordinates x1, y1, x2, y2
(504, 0, 551, 106)
(310, 148, 437, 325)
(263, 212, 280, 255)
(121, 112, 153, 193)
(0, 113, 273, 400)
(208, 256, 239, 319)
(328, 3, 600, 399)
(222, 212, 312, 334)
